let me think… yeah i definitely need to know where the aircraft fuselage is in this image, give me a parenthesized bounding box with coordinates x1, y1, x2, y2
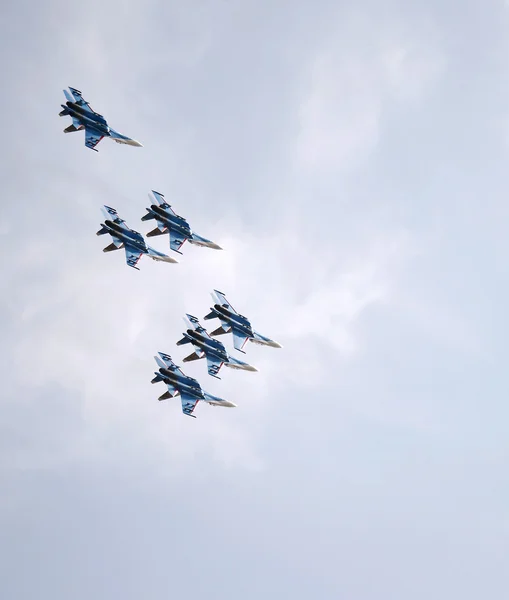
(104, 220, 147, 252)
(62, 102, 109, 133)
(213, 304, 254, 336)
(150, 204, 192, 237)
(185, 329, 229, 362)
(158, 368, 203, 399)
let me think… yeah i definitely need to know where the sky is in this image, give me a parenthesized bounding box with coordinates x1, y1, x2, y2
(1, 0, 509, 597)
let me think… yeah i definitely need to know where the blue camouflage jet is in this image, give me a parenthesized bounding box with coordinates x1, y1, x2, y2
(141, 190, 222, 255)
(59, 87, 143, 152)
(96, 206, 178, 270)
(176, 314, 258, 379)
(152, 352, 236, 418)
(204, 290, 283, 353)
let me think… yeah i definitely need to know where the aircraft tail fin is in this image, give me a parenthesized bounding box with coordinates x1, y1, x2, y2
(176, 336, 191, 346)
(158, 391, 172, 401)
(151, 374, 163, 384)
(183, 351, 202, 362)
(203, 310, 217, 320)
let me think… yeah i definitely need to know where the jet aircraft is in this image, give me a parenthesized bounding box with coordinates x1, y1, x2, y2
(141, 190, 222, 254)
(96, 206, 178, 270)
(59, 87, 143, 151)
(176, 314, 258, 379)
(204, 290, 282, 353)
(152, 352, 236, 418)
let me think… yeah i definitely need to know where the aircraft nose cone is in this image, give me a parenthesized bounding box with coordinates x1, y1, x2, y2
(123, 138, 143, 147)
(245, 364, 258, 373)
(269, 341, 283, 349)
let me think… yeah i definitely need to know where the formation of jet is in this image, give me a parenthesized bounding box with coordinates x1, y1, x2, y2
(204, 290, 283, 353)
(61, 87, 283, 419)
(96, 206, 177, 270)
(152, 352, 236, 418)
(177, 314, 258, 379)
(141, 190, 222, 254)
(59, 87, 143, 151)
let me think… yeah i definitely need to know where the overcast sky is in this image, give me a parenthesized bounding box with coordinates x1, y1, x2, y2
(1, 0, 509, 598)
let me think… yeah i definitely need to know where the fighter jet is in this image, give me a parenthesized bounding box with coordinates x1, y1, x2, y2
(176, 314, 258, 379)
(152, 352, 236, 418)
(96, 205, 178, 270)
(59, 87, 143, 151)
(204, 290, 283, 353)
(141, 190, 222, 254)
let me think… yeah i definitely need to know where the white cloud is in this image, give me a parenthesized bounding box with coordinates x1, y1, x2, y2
(296, 10, 445, 172)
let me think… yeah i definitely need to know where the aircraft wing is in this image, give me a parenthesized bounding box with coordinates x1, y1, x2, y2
(84, 127, 104, 151)
(185, 314, 212, 339)
(169, 228, 187, 254)
(156, 352, 186, 377)
(151, 190, 176, 214)
(180, 390, 199, 418)
(206, 354, 224, 378)
(212, 290, 237, 314)
(68, 87, 95, 113)
(164, 382, 178, 397)
(232, 328, 249, 353)
(124, 245, 143, 270)
(101, 205, 127, 226)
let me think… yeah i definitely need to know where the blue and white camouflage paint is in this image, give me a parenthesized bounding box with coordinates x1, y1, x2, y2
(152, 352, 236, 418)
(141, 190, 222, 254)
(176, 314, 258, 379)
(59, 87, 143, 151)
(97, 205, 178, 270)
(203, 290, 282, 353)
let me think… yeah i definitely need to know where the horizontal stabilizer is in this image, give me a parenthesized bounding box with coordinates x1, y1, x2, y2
(211, 326, 230, 336)
(183, 352, 202, 362)
(146, 227, 166, 237)
(103, 242, 122, 252)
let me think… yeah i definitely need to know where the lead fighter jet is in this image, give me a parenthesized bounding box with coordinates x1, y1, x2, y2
(59, 87, 143, 151)
(141, 190, 222, 255)
(204, 290, 282, 353)
(152, 352, 236, 418)
(96, 206, 178, 270)
(176, 314, 258, 379)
